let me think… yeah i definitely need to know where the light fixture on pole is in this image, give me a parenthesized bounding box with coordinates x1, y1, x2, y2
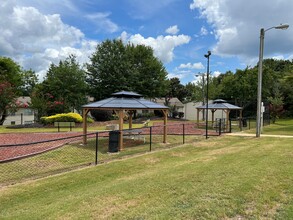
(195, 72, 205, 121)
(204, 51, 211, 139)
(256, 24, 289, 137)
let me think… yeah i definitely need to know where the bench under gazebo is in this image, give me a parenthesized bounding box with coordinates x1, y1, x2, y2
(196, 99, 243, 131)
(82, 91, 169, 150)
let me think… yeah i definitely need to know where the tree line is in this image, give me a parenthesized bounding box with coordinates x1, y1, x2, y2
(1, 39, 292, 125)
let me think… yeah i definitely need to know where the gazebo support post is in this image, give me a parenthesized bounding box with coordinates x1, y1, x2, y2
(163, 110, 167, 143)
(118, 110, 124, 151)
(197, 109, 200, 127)
(211, 109, 216, 127)
(226, 110, 230, 131)
(128, 110, 133, 129)
(239, 109, 243, 130)
(83, 109, 89, 145)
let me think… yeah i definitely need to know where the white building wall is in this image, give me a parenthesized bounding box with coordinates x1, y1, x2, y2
(3, 108, 35, 126)
(184, 101, 227, 121)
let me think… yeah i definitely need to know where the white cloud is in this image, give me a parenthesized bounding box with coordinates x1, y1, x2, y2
(212, 70, 221, 77)
(178, 62, 204, 69)
(190, 0, 293, 62)
(271, 55, 285, 60)
(0, 2, 97, 79)
(121, 32, 191, 63)
(85, 12, 119, 33)
(200, 26, 208, 36)
(167, 72, 186, 80)
(166, 25, 179, 35)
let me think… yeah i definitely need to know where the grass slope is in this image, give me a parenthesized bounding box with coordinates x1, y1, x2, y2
(0, 135, 293, 219)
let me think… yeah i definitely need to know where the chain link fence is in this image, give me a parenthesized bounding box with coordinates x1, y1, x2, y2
(0, 122, 224, 187)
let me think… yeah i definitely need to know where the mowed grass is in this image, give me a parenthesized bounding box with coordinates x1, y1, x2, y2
(262, 119, 293, 135)
(0, 135, 201, 186)
(0, 135, 293, 219)
(0, 120, 160, 133)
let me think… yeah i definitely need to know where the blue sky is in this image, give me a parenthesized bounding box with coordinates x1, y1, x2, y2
(1, 0, 292, 84)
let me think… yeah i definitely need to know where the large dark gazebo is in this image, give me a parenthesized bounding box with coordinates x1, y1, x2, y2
(196, 99, 243, 131)
(82, 91, 169, 150)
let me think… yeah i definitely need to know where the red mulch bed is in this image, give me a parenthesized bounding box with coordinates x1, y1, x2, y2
(0, 122, 216, 162)
(0, 132, 85, 162)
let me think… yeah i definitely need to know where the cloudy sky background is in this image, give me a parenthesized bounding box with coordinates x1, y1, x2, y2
(1, 0, 292, 84)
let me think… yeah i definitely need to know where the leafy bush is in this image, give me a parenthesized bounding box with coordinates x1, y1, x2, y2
(41, 113, 83, 124)
(172, 111, 179, 118)
(178, 112, 184, 119)
(87, 117, 94, 123)
(90, 109, 112, 121)
(136, 112, 155, 119)
(154, 110, 164, 117)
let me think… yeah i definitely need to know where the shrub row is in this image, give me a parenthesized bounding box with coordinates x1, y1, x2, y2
(41, 113, 83, 124)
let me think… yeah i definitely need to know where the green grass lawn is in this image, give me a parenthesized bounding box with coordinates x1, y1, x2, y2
(1, 135, 293, 219)
(0, 135, 201, 186)
(0, 120, 159, 133)
(243, 118, 293, 136)
(262, 119, 293, 135)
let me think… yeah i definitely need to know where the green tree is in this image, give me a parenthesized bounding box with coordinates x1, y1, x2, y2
(184, 82, 199, 103)
(268, 94, 284, 123)
(218, 68, 257, 107)
(212, 59, 293, 117)
(30, 83, 50, 120)
(32, 55, 87, 116)
(21, 69, 38, 96)
(86, 39, 168, 100)
(126, 44, 169, 99)
(165, 78, 188, 103)
(87, 39, 130, 100)
(281, 71, 293, 116)
(0, 57, 23, 125)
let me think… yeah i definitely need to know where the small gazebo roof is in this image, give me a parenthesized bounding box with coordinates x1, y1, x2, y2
(82, 91, 169, 149)
(196, 99, 242, 110)
(82, 91, 168, 110)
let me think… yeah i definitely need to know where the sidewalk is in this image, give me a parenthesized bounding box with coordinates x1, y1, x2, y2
(226, 132, 293, 138)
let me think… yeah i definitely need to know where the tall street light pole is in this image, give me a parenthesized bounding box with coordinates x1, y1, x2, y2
(196, 72, 205, 121)
(256, 24, 289, 137)
(204, 51, 211, 139)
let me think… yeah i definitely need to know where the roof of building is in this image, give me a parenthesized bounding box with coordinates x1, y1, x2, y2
(82, 91, 168, 110)
(154, 97, 184, 107)
(196, 99, 242, 110)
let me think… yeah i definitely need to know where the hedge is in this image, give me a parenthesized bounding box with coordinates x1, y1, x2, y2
(41, 113, 83, 124)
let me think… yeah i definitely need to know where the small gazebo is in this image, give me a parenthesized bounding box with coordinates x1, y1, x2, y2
(82, 91, 169, 150)
(196, 99, 243, 131)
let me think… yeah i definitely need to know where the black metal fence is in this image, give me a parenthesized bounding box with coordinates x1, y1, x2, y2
(0, 119, 265, 187)
(0, 123, 220, 186)
(229, 115, 270, 132)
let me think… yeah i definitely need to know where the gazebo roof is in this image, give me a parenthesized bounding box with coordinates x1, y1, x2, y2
(82, 91, 168, 110)
(196, 99, 242, 110)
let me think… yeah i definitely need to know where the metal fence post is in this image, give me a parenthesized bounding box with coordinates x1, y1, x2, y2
(183, 124, 185, 144)
(149, 126, 152, 152)
(219, 119, 222, 136)
(95, 132, 99, 165)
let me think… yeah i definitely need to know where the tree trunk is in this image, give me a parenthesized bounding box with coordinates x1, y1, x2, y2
(0, 109, 7, 125)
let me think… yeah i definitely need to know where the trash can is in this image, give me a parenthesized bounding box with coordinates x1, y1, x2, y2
(109, 130, 120, 152)
(242, 118, 247, 127)
(215, 118, 226, 133)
